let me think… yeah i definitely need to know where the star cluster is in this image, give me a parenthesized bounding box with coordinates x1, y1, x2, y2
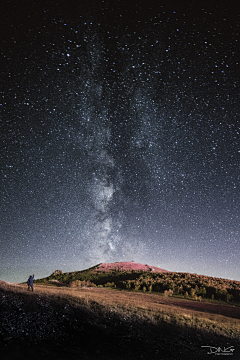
(1, 1, 239, 282)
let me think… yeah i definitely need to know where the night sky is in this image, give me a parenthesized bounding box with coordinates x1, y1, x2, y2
(1, 1, 240, 283)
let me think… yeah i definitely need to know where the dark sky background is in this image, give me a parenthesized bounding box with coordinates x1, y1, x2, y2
(1, 0, 240, 283)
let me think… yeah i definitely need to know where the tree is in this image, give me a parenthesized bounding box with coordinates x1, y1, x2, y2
(190, 288, 196, 298)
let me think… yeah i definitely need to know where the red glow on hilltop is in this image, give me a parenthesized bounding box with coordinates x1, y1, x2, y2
(95, 261, 169, 273)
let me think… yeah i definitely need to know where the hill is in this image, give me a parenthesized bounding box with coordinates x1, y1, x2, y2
(1, 262, 240, 359)
(34, 261, 240, 304)
(34, 260, 169, 287)
(0, 280, 239, 360)
(0, 282, 240, 360)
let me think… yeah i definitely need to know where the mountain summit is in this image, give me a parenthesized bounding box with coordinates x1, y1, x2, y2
(94, 261, 169, 273)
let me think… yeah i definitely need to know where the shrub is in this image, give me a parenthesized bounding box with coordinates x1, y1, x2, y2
(104, 282, 116, 288)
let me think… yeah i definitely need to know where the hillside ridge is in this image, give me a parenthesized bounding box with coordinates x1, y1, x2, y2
(32, 261, 240, 304)
(94, 261, 169, 273)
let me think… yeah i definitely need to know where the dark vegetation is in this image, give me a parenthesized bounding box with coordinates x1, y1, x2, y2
(35, 266, 240, 304)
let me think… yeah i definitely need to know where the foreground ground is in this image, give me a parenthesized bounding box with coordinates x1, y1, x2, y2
(0, 282, 239, 359)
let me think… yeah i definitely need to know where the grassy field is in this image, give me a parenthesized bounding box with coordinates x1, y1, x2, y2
(0, 281, 239, 359)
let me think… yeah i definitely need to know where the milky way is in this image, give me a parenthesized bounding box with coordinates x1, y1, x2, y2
(1, 1, 240, 282)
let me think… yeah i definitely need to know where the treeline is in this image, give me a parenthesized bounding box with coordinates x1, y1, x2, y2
(35, 271, 240, 303)
(118, 272, 240, 303)
(35, 270, 145, 286)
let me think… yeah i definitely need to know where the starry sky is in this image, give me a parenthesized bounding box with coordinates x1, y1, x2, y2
(1, 0, 240, 283)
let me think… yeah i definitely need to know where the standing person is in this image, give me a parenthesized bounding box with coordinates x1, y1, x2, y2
(27, 274, 34, 291)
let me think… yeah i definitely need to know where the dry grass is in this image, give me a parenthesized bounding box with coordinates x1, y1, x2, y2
(1, 281, 240, 360)
(2, 281, 239, 341)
